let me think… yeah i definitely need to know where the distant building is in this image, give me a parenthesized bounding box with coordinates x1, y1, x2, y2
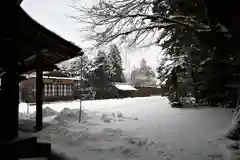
(130, 69, 157, 87)
(20, 70, 96, 103)
(20, 75, 79, 103)
(113, 83, 137, 98)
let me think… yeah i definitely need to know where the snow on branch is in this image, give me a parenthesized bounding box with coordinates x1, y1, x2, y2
(157, 55, 186, 84)
(70, 0, 214, 48)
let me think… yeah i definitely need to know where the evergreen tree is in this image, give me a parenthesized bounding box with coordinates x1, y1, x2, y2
(108, 44, 125, 82)
(156, 27, 203, 103)
(140, 59, 156, 85)
(87, 51, 113, 93)
(153, 0, 240, 106)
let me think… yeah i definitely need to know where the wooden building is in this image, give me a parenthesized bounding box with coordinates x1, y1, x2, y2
(113, 83, 137, 98)
(20, 76, 80, 103)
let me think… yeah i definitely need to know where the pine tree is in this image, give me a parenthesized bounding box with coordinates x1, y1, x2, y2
(87, 51, 112, 89)
(140, 59, 156, 85)
(86, 51, 114, 99)
(140, 59, 155, 78)
(108, 44, 125, 82)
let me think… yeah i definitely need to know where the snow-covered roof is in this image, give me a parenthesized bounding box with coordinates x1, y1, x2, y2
(29, 75, 80, 81)
(72, 76, 87, 81)
(114, 83, 137, 91)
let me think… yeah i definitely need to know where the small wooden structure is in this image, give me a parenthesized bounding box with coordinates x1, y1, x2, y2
(0, 1, 82, 159)
(113, 83, 137, 98)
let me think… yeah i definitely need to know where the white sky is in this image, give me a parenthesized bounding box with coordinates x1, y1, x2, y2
(21, 0, 162, 75)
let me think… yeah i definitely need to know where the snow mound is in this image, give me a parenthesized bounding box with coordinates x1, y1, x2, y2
(54, 108, 88, 124)
(121, 147, 139, 157)
(101, 113, 113, 123)
(54, 108, 79, 123)
(124, 136, 148, 147)
(43, 107, 59, 116)
(100, 112, 125, 123)
(100, 112, 139, 123)
(113, 111, 124, 118)
(225, 121, 240, 141)
(113, 111, 139, 120)
(30, 107, 58, 119)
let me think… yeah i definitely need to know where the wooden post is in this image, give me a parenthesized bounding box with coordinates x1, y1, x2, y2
(0, 71, 19, 142)
(35, 53, 44, 131)
(78, 55, 83, 123)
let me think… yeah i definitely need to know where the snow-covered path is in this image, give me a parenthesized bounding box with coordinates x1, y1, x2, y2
(20, 96, 234, 160)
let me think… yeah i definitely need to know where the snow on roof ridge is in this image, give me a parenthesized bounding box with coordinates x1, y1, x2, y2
(29, 75, 80, 80)
(114, 83, 137, 91)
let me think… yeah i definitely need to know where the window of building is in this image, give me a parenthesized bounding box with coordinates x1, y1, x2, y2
(55, 84, 58, 96)
(61, 84, 64, 96)
(48, 84, 52, 96)
(67, 84, 72, 96)
(52, 84, 55, 96)
(57, 84, 61, 96)
(59, 84, 61, 96)
(46, 84, 48, 96)
(47, 84, 50, 96)
(44, 84, 47, 96)
(64, 84, 67, 96)
(69, 85, 72, 95)
(32, 84, 36, 96)
(66, 84, 69, 96)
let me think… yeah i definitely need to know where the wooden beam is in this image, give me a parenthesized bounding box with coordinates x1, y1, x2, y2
(35, 53, 44, 131)
(0, 71, 19, 142)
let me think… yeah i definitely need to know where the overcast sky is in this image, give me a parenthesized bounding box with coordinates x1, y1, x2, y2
(21, 0, 162, 75)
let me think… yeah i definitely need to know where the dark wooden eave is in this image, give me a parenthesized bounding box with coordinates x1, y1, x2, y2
(0, 4, 83, 74)
(17, 0, 23, 5)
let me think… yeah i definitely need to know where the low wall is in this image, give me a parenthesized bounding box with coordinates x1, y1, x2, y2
(133, 86, 163, 97)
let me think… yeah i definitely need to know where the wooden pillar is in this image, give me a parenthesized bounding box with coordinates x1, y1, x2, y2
(35, 53, 44, 131)
(0, 71, 19, 142)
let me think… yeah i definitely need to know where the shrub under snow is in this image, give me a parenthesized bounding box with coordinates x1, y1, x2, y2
(54, 108, 88, 124)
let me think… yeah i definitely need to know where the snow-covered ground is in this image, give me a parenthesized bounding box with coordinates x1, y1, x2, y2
(19, 96, 234, 160)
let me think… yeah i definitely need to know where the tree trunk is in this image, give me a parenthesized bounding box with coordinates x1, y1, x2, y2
(186, 46, 199, 104)
(172, 68, 180, 102)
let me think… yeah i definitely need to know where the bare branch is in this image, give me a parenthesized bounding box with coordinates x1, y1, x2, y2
(69, 0, 222, 48)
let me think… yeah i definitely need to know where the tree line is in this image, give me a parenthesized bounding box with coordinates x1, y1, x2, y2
(69, 0, 240, 108)
(69, 0, 240, 140)
(60, 44, 157, 91)
(60, 44, 125, 97)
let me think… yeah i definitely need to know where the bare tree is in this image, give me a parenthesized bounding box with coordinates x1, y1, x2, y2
(70, 0, 211, 48)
